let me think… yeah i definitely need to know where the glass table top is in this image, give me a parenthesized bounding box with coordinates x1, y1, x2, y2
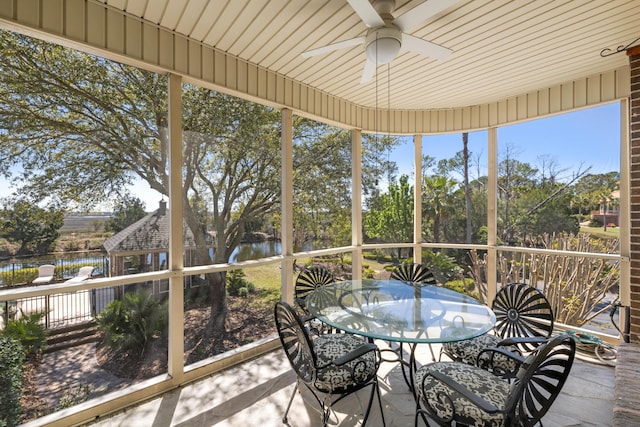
(306, 279, 496, 343)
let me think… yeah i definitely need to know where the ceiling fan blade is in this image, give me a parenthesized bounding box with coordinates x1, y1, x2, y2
(361, 58, 376, 83)
(393, 0, 459, 32)
(301, 36, 365, 58)
(347, 0, 385, 28)
(402, 33, 452, 60)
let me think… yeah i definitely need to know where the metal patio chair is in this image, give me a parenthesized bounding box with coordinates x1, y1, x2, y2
(415, 334, 576, 426)
(293, 265, 335, 333)
(390, 262, 438, 364)
(390, 262, 437, 285)
(274, 301, 385, 427)
(440, 282, 554, 379)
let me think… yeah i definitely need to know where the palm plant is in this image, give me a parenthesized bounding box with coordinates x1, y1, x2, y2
(97, 291, 167, 356)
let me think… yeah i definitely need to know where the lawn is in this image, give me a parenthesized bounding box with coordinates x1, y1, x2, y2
(580, 225, 620, 239)
(242, 254, 394, 308)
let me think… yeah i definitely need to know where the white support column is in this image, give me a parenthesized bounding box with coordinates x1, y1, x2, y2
(167, 73, 184, 381)
(620, 98, 631, 341)
(487, 127, 498, 305)
(352, 129, 363, 279)
(281, 108, 295, 303)
(414, 135, 423, 262)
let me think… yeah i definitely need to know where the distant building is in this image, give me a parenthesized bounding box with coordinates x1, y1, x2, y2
(590, 189, 620, 227)
(103, 201, 214, 294)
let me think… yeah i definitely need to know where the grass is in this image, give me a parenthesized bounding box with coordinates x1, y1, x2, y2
(242, 263, 282, 308)
(580, 225, 620, 239)
(241, 254, 395, 309)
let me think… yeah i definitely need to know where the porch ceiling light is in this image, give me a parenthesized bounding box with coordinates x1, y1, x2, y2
(365, 27, 402, 65)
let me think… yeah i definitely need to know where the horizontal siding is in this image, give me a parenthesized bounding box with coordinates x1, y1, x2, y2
(0, 0, 631, 135)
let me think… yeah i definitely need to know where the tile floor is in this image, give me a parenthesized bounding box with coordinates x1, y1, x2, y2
(89, 342, 615, 427)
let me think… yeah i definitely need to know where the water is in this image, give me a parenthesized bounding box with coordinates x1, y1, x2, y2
(0, 253, 107, 272)
(0, 240, 311, 280)
(0, 242, 285, 274)
(229, 240, 282, 262)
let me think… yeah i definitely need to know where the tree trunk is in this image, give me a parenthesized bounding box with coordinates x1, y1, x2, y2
(182, 203, 227, 339)
(463, 132, 472, 243)
(207, 271, 227, 335)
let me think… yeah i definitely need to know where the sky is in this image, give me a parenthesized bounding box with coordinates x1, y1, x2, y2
(391, 102, 621, 184)
(0, 102, 621, 212)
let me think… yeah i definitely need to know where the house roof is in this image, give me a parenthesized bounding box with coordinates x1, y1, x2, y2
(102, 202, 199, 254)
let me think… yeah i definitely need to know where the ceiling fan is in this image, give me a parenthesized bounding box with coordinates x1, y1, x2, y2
(302, 0, 457, 83)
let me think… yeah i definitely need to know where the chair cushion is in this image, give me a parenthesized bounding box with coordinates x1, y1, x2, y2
(443, 334, 519, 374)
(415, 362, 510, 427)
(313, 333, 377, 392)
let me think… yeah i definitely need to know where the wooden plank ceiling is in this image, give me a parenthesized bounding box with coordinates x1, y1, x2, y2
(101, 0, 638, 111)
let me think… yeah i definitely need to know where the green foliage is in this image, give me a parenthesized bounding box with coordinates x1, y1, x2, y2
(365, 175, 414, 243)
(422, 251, 463, 283)
(443, 278, 476, 297)
(0, 199, 64, 254)
(2, 310, 47, 356)
(422, 175, 460, 243)
(96, 291, 167, 356)
(363, 268, 375, 279)
(226, 269, 256, 297)
(589, 218, 603, 227)
(0, 336, 24, 427)
(104, 194, 147, 233)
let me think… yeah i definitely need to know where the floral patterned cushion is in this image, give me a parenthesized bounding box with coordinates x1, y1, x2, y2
(415, 362, 511, 427)
(442, 334, 519, 374)
(313, 333, 377, 392)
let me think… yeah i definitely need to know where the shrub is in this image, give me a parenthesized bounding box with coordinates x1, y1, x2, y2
(2, 310, 47, 356)
(443, 278, 476, 296)
(589, 218, 602, 227)
(226, 270, 256, 297)
(363, 268, 375, 279)
(0, 336, 24, 427)
(422, 251, 463, 283)
(97, 291, 167, 356)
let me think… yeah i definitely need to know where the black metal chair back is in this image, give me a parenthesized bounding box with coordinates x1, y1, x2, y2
(505, 334, 575, 425)
(275, 300, 316, 383)
(274, 301, 385, 426)
(493, 282, 554, 352)
(390, 263, 437, 285)
(415, 334, 575, 427)
(294, 265, 334, 308)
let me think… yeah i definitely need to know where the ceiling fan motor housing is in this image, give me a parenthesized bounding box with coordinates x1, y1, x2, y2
(365, 26, 402, 64)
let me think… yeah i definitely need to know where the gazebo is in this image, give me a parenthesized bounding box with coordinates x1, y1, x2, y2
(103, 200, 213, 294)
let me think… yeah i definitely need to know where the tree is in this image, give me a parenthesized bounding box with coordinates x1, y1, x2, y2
(104, 195, 147, 233)
(462, 133, 472, 243)
(364, 175, 413, 258)
(0, 31, 397, 342)
(497, 147, 538, 244)
(574, 171, 619, 230)
(422, 176, 457, 243)
(0, 31, 279, 338)
(0, 199, 64, 254)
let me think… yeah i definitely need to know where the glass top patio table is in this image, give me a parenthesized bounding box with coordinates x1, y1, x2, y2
(306, 279, 496, 344)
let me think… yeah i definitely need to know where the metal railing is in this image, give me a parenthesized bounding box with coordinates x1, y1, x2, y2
(0, 285, 118, 329)
(0, 252, 109, 287)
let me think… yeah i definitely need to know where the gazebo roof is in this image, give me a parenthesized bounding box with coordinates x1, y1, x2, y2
(103, 201, 199, 254)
